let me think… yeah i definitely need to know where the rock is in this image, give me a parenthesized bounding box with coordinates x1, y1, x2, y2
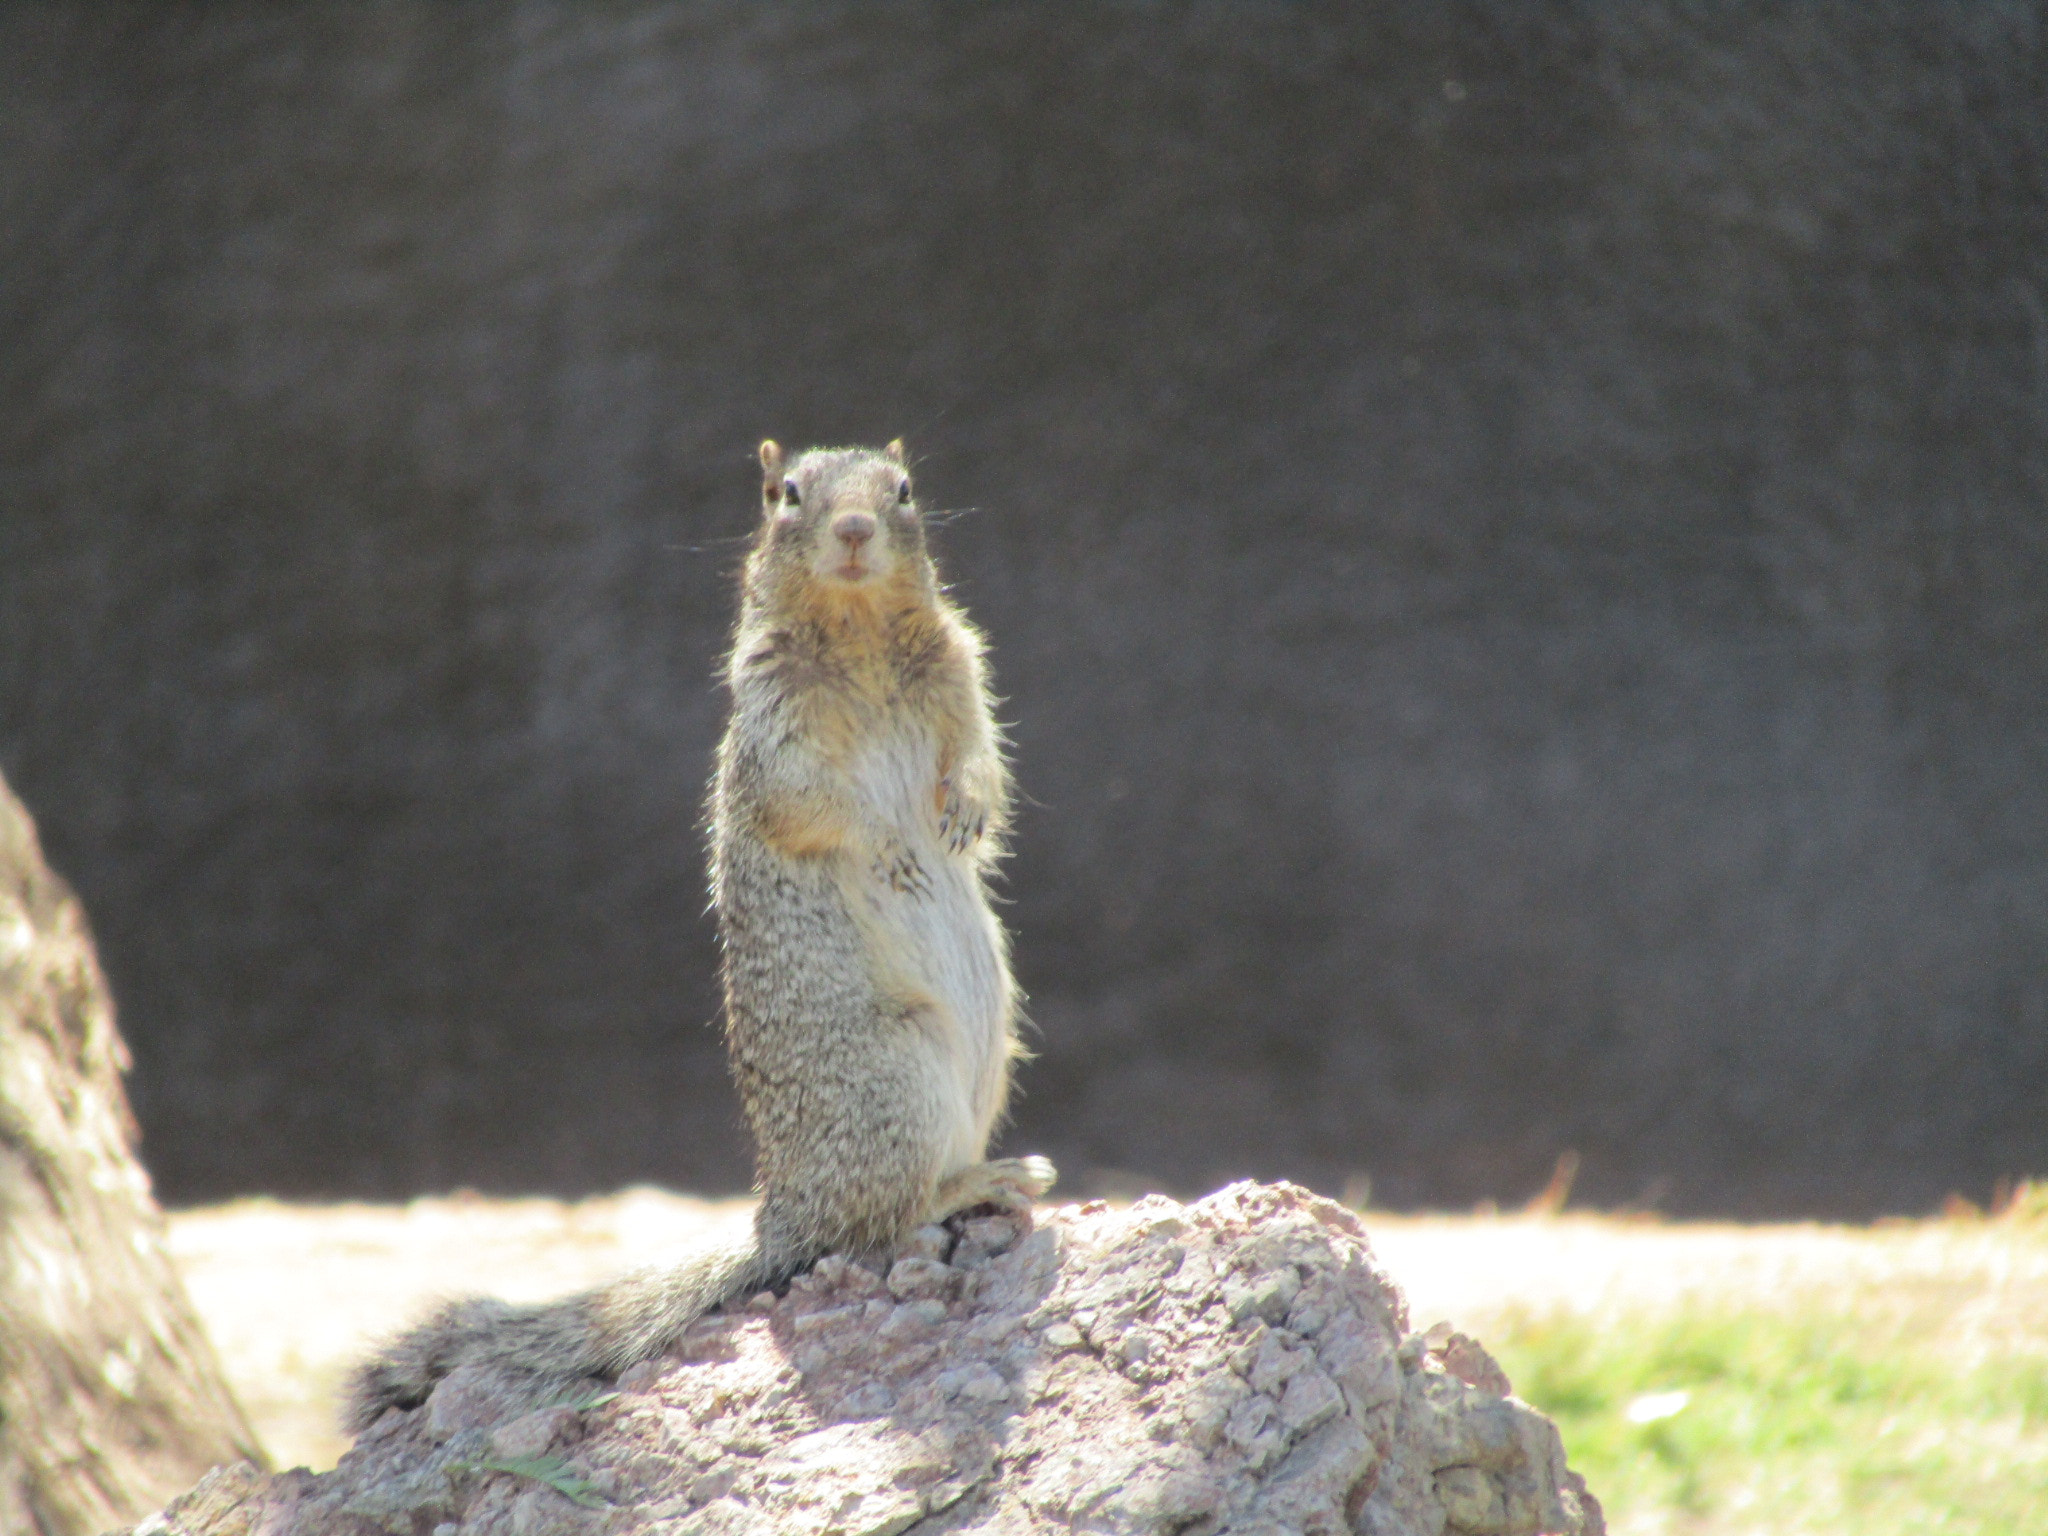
(887, 1257, 958, 1302)
(0, 771, 264, 1535)
(1359, 1328, 1604, 1536)
(489, 1408, 583, 1463)
(119, 1182, 1600, 1535)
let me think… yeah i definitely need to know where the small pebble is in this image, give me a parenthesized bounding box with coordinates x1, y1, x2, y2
(489, 1406, 580, 1461)
(887, 1256, 958, 1301)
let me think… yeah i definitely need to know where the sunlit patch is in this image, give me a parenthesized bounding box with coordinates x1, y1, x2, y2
(1623, 1388, 1690, 1423)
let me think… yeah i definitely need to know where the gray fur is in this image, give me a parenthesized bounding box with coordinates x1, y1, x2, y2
(342, 443, 1052, 1433)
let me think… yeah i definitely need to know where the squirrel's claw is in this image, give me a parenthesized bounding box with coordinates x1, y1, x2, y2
(937, 777, 986, 855)
(876, 842, 932, 898)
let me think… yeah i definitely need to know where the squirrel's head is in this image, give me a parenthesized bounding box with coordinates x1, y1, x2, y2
(751, 439, 932, 606)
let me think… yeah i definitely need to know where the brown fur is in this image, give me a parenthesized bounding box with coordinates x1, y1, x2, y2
(341, 441, 1052, 1432)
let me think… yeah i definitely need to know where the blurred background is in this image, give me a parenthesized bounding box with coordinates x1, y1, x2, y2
(3, 3, 2044, 1220)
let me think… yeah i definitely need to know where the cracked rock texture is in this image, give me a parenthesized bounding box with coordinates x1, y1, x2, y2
(131, 1183, 1600, 1536)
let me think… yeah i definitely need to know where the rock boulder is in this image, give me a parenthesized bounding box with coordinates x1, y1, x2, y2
(135, 1182, 1598, 1536)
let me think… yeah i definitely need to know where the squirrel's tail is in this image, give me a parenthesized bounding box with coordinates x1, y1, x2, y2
(341, 1230, 779, 1433)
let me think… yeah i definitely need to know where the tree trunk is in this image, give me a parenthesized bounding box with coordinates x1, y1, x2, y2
(0, 772, 262, 1536)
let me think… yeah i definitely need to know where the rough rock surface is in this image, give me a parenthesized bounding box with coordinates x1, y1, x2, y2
(133, 1183, 1599, 1536)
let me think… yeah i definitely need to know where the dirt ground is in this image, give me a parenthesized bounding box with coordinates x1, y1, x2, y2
(163, 1189, 2048, 1476)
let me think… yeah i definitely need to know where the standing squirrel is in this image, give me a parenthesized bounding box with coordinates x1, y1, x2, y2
(344, 439, 1054, 1430)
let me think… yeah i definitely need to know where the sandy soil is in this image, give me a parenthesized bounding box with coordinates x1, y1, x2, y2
(163, 1189, 2048, 1475)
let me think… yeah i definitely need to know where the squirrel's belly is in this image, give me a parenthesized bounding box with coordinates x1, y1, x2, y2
(922, 862, 1008, 1035)
(839, 739, 1013, 1165)
(886, 851, 1010, 1157)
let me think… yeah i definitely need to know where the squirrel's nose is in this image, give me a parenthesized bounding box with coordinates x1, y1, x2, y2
(832, 511, 876, 550)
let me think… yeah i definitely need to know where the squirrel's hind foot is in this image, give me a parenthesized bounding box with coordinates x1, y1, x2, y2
(933, 1154, 1058, 1220)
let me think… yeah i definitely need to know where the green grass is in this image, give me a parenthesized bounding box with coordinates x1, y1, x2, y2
(1487, 1302, 2048, 1535)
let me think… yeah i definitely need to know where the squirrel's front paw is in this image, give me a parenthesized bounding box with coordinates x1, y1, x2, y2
(874, 841, 932, 898)
(936, 777, 988, 855)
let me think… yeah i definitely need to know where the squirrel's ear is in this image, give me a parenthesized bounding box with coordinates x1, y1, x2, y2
(759, 440, 784, 506)
(884, 438, 907, 466)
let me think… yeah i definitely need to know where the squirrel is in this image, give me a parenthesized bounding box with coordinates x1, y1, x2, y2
(344, 439, 1055, 1431)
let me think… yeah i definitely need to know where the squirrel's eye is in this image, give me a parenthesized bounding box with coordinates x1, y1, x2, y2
(782, 479, 801, 506)
(897, 479, 912, 505)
